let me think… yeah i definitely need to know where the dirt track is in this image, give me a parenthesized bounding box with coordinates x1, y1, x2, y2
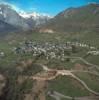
(28, 56, 99, 100)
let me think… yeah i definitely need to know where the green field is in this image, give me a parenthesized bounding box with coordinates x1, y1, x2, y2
(0, 32, 99, 100)
(74, 72, 99, 92)
(48, 76, 89, 97)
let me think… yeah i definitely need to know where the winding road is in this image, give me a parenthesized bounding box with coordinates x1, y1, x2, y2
(31, 56, 99, 100)
(32, 64, 99, 95)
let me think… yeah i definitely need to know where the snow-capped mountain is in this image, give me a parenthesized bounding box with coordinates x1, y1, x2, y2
(19, 12, 51, 19)
(19, 12, 52, 27)
(0, 4, 30, 30)
(0, 3, 52, 33)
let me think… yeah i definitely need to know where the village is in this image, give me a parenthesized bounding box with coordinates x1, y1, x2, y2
(10, 41, 98, 60)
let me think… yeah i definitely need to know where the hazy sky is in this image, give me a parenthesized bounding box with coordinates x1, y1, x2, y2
(0, 0, 99, 15)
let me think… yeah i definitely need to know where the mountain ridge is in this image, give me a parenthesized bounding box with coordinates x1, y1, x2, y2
(0, 3, 51, 34)
(39, 3, 99, 33)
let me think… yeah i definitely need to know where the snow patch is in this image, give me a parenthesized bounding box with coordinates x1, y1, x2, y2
(19, 11, 53, 20)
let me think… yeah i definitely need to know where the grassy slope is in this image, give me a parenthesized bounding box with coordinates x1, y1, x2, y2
(48, 76, 89, 97)
(74, 72, 99, 92)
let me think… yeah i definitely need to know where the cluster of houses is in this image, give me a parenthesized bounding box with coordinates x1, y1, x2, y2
(87, 51, 99, 56)
(13, 41, 71, 60)
(12, 41, 98, 60)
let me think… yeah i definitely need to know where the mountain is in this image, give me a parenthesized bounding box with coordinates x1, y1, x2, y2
(19, 12, 51, 28)
(40, 3, 99, 33)
(0, 20, 19, 36)
(0, 4, 51, 34)
(0, 4, 30, 30)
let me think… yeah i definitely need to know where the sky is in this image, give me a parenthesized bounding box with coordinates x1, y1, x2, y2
(0, 0, 99, 15)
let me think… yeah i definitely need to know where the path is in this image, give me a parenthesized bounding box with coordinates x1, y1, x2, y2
(32, 64, 99, 95)
(65, 56, 99, 70)
(29, 56, 99, 99)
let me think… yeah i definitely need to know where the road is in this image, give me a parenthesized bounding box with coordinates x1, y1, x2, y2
(32, 64, 99, 95)
(64, 56, 99, 70)
(31, 56, 99, 99)
(48, 91, 99, 100)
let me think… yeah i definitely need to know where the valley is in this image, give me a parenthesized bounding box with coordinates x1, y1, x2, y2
(0, 32, 99, 100)
(0, 2, 99, 100)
